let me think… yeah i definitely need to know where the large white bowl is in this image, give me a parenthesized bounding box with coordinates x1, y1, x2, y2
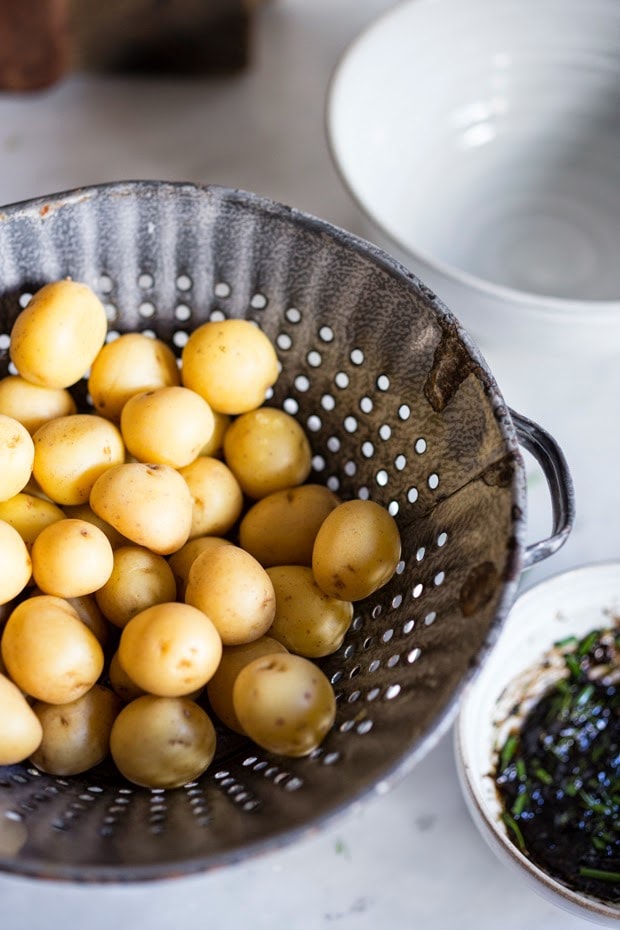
(326, 0, 620, 355)
(455, 562, 620, 926)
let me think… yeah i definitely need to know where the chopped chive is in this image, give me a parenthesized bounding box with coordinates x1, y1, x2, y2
(564, 653, 582, 679)
(555, 635, 579, 649)
(578, 866, 620, 882)
(533, 766, 553, 786)
(577, 630, 602, 658)
(512, 791, 529, 817)
(502, 812, 526, 852)
(576, 683, 595, 706)
(500, 733, 518, 770)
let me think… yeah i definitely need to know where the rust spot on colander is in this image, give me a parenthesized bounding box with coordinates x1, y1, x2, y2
(424, 329, 481, 412)
(480, 454, 516, 488)
(459, 561, 499, 617)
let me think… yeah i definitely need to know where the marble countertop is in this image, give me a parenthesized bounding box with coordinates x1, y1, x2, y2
(0, 1, 616, 927)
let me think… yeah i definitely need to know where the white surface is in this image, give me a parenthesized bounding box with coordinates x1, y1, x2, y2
(456, 563, 620, 925)
(326, 0, 620, 354)
(0, 1, 615, 927)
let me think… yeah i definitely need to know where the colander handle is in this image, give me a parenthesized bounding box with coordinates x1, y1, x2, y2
(511, 408, 575, 569)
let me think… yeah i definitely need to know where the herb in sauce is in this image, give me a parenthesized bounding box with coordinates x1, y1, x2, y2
(495, 626, 620, 902)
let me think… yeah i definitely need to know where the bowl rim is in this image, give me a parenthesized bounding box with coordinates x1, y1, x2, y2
(324, 0, 620, 320)
(454, 560, 620, 923)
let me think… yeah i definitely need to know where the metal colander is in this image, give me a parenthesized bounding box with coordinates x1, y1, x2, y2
(0, 181, 574, 882)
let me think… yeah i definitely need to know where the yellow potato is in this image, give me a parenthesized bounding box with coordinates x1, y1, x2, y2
(64, 594, 110, 647)
(167, 535, 232, 599)
(87, 332, 180, 421)
(108, 649, 146, 704)
(0, 492, 65, 549)
(1, 594, 104, 703)
(199, 410, 230, 458)
(31, 518, 114, 598)
(119, 601, 222, 697)
(233, 653, 336, 757)
(181, 318, 279, 415)
(9, 279, 108, 388)
(120, 386, 215, 468)
(32, 413, 126, 506)
(30, 684, 121, 776)
(266, 565, 353, 658)
(0, 673, 43, 765)
(312, 499, 402, 601)
(89, 462, 193, 555)
(223, 407, 312, 499)
(110, 695, 217, 788)
(0, 415, 34, 502)
(239, 484, 340, 567)
(206, 636, 288, 733)
(63, 502, 131, 549)
(0, 374, 77, 434)
(178, 456, 244, 539)
(0, 520, 32, 605)
(185, 544, 276, 645)
(95, 545, 177, 629)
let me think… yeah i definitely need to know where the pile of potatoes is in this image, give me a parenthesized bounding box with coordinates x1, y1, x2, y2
(0, 279, 401, 789)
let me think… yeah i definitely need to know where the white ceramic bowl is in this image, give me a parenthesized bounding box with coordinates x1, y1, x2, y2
(326, 0, 620, 355)
(455, 562, 620, 926)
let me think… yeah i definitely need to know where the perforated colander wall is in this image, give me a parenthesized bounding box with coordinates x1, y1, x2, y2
(0, 182, 527, 881)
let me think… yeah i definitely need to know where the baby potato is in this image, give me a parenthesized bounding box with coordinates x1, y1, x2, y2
(181, 318, 279, 415)
(178, 456, 244, 539)
(266, 565, 353, 658)
(110, 695, 217, 789)
(33, 413, 126, 506)
(64, 594, 110, 647)
(0, 415, 35, 502)
(108, 650, 147, 704)
(31, 518, 114, 598)
(223, 407, 312, 500)
(0, 374, 77, 434)
(239, 484, 340, 567)
(95, 545, 177, 629)
(118, 601, 222, 697)
(199, 410, 230, 458)
(120, 386, 215, 468)
(29, 684, 121, 776)
(0, 520, 32, 605)
(0, 492, 64, 550)
(312, 499, 402, 601)
(90, 462, 193, 555)
(167, 535, 232, 599)
(1, 594, 104, 703)
(87, 332, 180, 421)
(63, 503, 131, 549)
(0, 673, 43, 765)
(233, 653, 336, 757)
(206, 636, 287, 734)
(9, 279, 108, 389)
(185, 544, 276, 646)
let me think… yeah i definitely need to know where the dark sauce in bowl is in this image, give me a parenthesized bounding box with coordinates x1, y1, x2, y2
(495, 627, 620, 903)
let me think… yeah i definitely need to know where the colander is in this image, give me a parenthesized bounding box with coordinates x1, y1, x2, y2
(0, 180, 574, 883)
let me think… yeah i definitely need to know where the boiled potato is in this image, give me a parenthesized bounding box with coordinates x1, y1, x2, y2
(0, 415, 34, 502)
(0, 520, 32, 605)
(95, 545, 177, 629)
(120, 386, 214, 468)
(206, 635, 288, 734)
(0, 492, 65, 549)
(29, 684, 121, 775)
(31, 518, 114, 598)
(185, 544, 276, 645)
(178, 456, 243, 539)
(87, 332, 180, 421)
(167, 535, 232, 599)
(312, 499, 401, 601)
(110, 695, 217, 788)
(233, 653, 336, 757)
(0, 673, 43, 765)
(266, 565, 353, 658)
(118, 602, 222, 697)
(9, 279, 108, 389)
(89, 462, 193, 555)
(181, 318, 279, 415)
(0, 374, 77, 434)
(32, 413, 125, 506)
(1, 594, 104, 703)
(223, 407, 312, 499)
(239, 484, 340, 567)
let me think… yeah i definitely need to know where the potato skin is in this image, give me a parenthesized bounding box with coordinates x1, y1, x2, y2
(31, 518, 114, 598)
(120, 386, 215, 468)
(178, 456, 244, 540)
(0, 672, 43, 765)
(206, 636, 288, 733)
(110, 695, 217, 789)
(0, 519, 32, 605)
(0, 492, 65, 549)
(95, 545, 177, 629)
(0, 374, 77, 435)
(0, 415, 35, 502)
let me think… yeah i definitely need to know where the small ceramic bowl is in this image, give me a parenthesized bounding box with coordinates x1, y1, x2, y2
(455, 562, 620, 926)
(326, 0, 620, 356)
